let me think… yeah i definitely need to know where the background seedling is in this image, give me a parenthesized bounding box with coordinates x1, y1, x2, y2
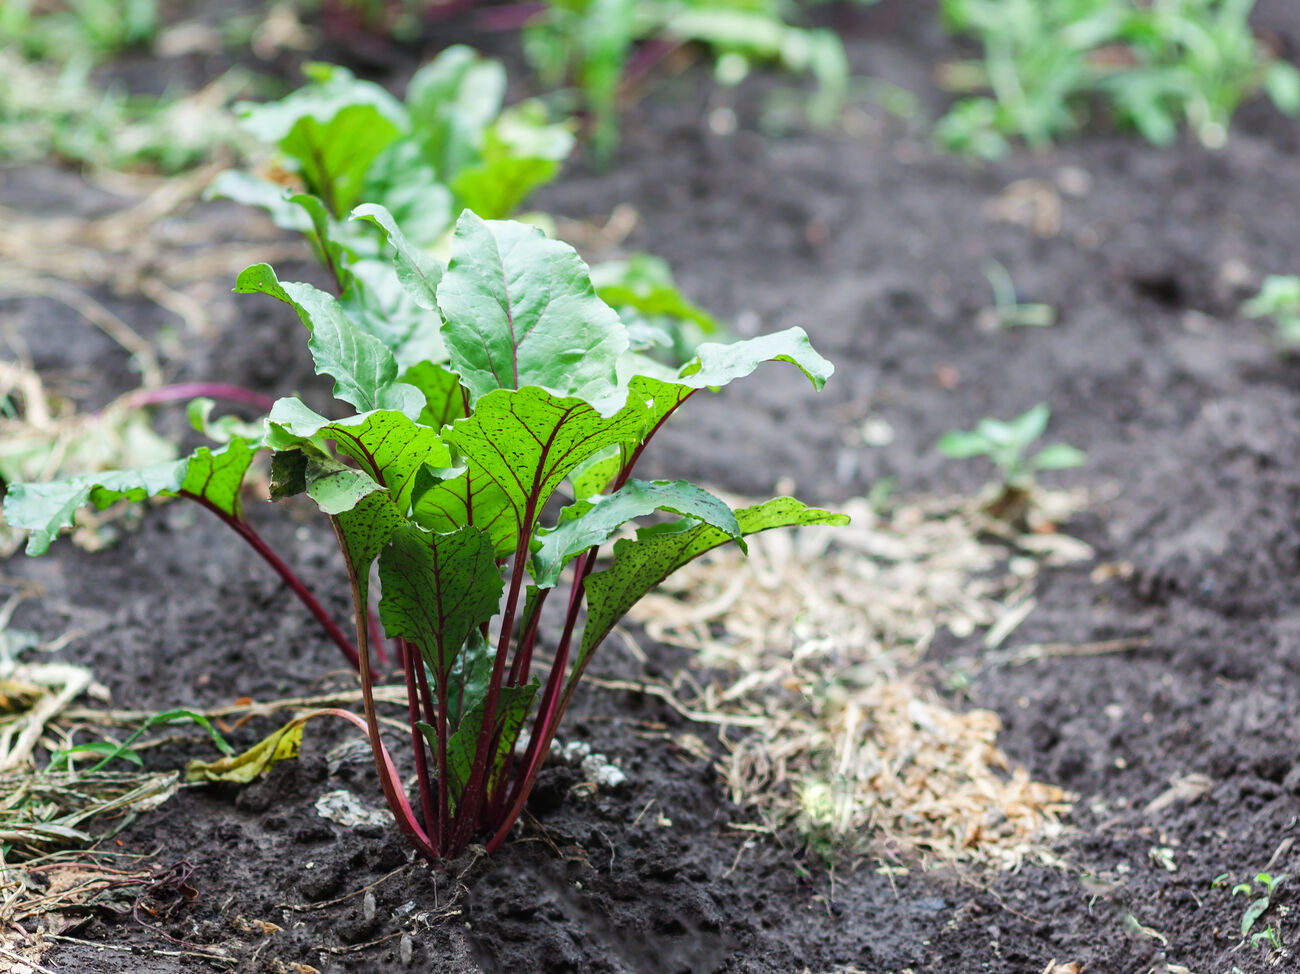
(935, 0, 1300, 157)
(1241, 274, 1300, 351)
(521, 0, 850, 160)
(937, 403, 1086, 519)
(1232, 871, 1287, 945)
(980, 260, 1056, 328)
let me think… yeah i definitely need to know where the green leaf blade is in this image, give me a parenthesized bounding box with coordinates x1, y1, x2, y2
(351, 203, 444, 310)
(577, 497, 848, 669)
(437, 212, 628, 405)
(235, 264, 423, 417)
(444, 386, 649, 553)
(377, 524, 504, 677)
(531, 478, 740, 587)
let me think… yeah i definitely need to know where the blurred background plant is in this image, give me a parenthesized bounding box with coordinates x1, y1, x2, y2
(519, 0, 854, 160)
(1242, 274, 1300, 353)
(0, 0, 243, 171)
(935, 0, 1300, 158)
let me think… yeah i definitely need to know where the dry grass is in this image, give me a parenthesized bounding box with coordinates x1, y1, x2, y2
(626, 490, 1094, 870)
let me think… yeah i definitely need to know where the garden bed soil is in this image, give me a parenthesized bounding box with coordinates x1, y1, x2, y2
(6, 2, 1300, 971)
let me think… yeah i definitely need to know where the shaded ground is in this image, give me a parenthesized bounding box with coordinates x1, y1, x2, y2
(5, 1, 1300, 971)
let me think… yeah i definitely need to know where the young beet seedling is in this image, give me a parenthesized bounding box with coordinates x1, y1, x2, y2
(1226, 871, 1288, 952)
(6, 210, 846, 860)
(937, 403, 1085, 521)
(1241, 274, 1300, 352)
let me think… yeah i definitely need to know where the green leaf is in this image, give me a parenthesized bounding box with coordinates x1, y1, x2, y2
(359, 141, 454, 246)
(1266, 61, 1300, 116)
(406, 46, 507, 180)
(437, 212, 628, 405)
(440, 680, 537, 813)
(936, 430, 991, 459)
(237, 63, 406, 216)
(332, 489, 409, 608)
(591, 254, 718, 333)
(4, 460, 183, 554)
(444, 628, 492, 731)
(1242, 895, 1271, 937)
(972, 417, 1015, 447)
(569, 445, 623, 500)
(410, 463, 517, 557)
(343, 260, 446, 368)
(678, 327, 833, 391)
(287, 191, 357, 294)
(421, 625, 535, 811)
(1007, 403, 1050, 447)
(487, 679, 539, 793)
(531, 479, 740, 587)
(5, 438, 260, 556)
(185, 718, 305, 785)
(187, 399, 266, 445)
(267, 401, 451, 512)
(1031, 443, 1086, 471)
(451, 132, 561, 220)
(269, 449, 308, 501)
(180, 439, 261, 519)
(440, 386, 650, 555)
(235, 264, 423, 417)
(205, 171, 313, 234)
(402, 361, 469, 431)
(377, 524, 503, 678)
(577, 498, 848, 674)
(304, 454, 384, 515)
(618, 326, 836, 454)
(350, 202, 443, 310)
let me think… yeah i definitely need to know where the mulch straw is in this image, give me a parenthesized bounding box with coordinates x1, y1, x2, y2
(626, 490, 1093, 870)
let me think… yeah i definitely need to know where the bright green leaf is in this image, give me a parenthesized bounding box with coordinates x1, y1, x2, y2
(402, 361, 469, 431)
(5, 438, 260, 556)
(936, 430, 991, 459)
(378, 524, 503, 677)
(236, 63, 406, 216)
(452, 133, 561, 220)
(267, 401, 450, 512)
(443, 385, 649, 553)
(1032, 443, 1087, 471)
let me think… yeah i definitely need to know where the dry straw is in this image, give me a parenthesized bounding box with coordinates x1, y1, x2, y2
(627, 491, 1090, 870)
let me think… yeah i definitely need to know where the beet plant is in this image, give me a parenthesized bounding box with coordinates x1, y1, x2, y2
(5, 209, 844, 859)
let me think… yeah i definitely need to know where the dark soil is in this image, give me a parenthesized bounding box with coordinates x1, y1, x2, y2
(7, 1, 1300, 971)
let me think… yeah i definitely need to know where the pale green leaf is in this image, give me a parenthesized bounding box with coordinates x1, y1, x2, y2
(531, 479, 740, 587)
(577, 498, 848, 673)
(235, 264, 423, 416)
(5, 438, 260, 556)
(350, 202, 443, 310)
(267, 400, 451, 512)
(936, 430, 991, 459)
(1031, 443, 1086, 471)
(237, 63, 406, 216)
(437, 212, 628, 405)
